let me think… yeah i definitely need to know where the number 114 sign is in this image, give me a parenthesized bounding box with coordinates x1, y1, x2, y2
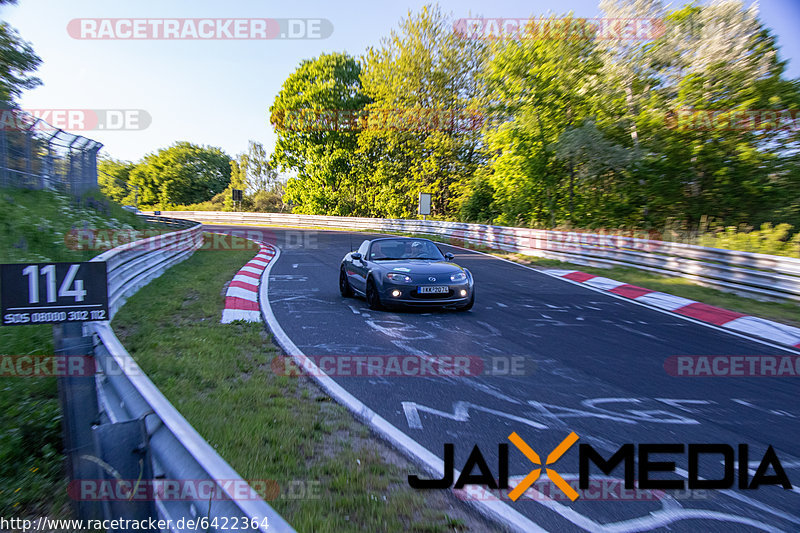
(1, 262, 109, 325)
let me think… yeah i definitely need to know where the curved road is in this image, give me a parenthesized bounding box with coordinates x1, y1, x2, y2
(211, 225, 800, 533)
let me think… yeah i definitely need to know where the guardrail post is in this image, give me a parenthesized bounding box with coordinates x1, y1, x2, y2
(53, 322, 103, 521)
(92, 418, 157, 528)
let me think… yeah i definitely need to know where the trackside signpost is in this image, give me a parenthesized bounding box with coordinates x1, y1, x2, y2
(1, 261, 109, 325)
(419, 192, 431, 221)
(1, 260, 109, 521)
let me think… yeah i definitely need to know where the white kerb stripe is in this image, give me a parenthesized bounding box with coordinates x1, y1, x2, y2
(240, 266, 265, 275)
(225, 286, 259, 302)
(544, 269, 578, 277)
(232, 274, 260, 287)
(221, 309, 262, 323)
(723, 316, 800, 346)
(635, 292, 697, 311)
(583, 276, 626, 291)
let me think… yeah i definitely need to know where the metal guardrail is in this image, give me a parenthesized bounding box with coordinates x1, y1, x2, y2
(58, 217, 294, 532)
(152, 211, 800, 302)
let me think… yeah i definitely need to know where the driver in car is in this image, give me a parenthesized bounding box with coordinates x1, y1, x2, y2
(409, 241, 426, 258)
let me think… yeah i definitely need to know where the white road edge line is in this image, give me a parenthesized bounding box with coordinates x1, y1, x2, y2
(257, 243, 548, 533)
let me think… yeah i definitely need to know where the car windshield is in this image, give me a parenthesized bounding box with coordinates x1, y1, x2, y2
(368, 239, 445, 261)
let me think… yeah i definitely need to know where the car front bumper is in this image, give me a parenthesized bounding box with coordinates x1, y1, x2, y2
(378, 281, 472, 307)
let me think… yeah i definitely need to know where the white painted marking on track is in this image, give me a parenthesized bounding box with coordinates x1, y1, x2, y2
(655, 399, 715, 412)
(401, 401, 548, 431)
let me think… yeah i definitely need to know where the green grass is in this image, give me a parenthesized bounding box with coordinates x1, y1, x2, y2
(111, 236, 486, 533)
(502, 253, 800, 328)
(0, 187, 150, 263)
(0, 186, 156, 518)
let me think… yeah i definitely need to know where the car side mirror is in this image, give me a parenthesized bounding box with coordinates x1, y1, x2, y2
(445, 252, 454, 261)
(351, 252, 362, 261)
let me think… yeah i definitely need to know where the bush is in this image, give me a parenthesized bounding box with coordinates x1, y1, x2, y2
(698, 223, 800, 257)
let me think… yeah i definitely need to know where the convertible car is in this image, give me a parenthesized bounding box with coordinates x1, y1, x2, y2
(339, 237, 474, 311)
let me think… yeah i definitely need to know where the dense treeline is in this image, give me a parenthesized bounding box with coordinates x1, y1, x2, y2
(98, 140, 284, 211)
(269, 0, 800, 232)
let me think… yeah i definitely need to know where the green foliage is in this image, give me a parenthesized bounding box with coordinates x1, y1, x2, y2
(458, 170, 498, 223)
(270, 52, 369, 215)
(0, 19, 41, 103)
(264, 1, 800, 236)
(128, 142, 231, 208)
(698, 222, 800, 257)
(224, 141, 279, 211)
(97, 156, 137, 204)
(355, 4, 487, 219)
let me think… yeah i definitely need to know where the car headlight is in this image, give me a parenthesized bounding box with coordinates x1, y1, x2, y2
(450, 271, 467, 282)
(386, 272, 412, 282)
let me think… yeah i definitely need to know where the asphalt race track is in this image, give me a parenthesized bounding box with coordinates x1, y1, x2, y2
(210, 225, 800, 533)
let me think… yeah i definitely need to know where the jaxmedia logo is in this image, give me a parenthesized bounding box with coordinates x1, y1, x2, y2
(409, 431, 793, 501)
(67, 18, 333, 40)
(271, 354, 534, 378)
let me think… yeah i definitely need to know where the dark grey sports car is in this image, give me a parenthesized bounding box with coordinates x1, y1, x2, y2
(339, 237, 474, 311)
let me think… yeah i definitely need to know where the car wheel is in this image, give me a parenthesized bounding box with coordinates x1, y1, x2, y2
(339, 266, 353, 297)
(366, 276, 383, 310)
(456, 289, 474, 311)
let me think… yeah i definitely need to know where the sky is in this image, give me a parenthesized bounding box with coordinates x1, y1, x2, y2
(2, 0, 799, 163)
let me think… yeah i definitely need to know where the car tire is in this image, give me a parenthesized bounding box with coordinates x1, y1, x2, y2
(339, 266, 353, 297)
(456, 289, 474, 311)
(366, 276, 383, 310)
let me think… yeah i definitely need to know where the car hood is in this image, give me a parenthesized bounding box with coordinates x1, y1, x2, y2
(374, 259, 463, 276)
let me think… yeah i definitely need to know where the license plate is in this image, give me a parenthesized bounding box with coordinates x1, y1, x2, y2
(418, 286, 448, 294)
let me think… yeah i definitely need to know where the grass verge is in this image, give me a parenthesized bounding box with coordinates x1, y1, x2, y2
(111, 235, 492, 533)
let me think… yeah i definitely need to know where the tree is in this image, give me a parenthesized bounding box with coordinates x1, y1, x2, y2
(357, 4, 487, 218)
(97, 156, 136, 204)
(481, 14, 606, 227)
(269, 52, 369, 215)
(128, 142, 231, 207)
(0, 2, 41, 104)
(604, 0, 800, 227)
(224, 141, 279, 210)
